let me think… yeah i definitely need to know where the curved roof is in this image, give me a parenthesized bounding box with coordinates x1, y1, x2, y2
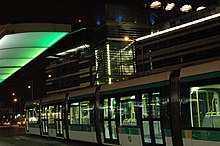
(0, 23, 71, 83)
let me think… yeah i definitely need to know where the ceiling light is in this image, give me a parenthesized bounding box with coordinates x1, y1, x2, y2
(165, 3, 175, 11)
(196, 6, 206, 11)
(150, 1, 161, 9)
(180, 5, 192, 12)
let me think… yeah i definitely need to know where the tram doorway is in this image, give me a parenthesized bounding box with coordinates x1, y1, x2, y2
(55, 104, 64, 137)
(141, 91, 165, 146)
(102, 98, 119, 144)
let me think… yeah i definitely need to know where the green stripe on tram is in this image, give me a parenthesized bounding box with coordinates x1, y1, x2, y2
(120, 127, 140, 135)
(192, 130, 220, 141)
(69, 125, 95, 132)
(101, 81, 169, 96)
(180, 71, 220, 83)
(28, 124, 39, 128)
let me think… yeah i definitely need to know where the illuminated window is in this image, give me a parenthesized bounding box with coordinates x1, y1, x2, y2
(48, 105, 55, 124)
(190, 84, 220, 128)
(28, 107, 39, 124)
(120, 95, 137, 126)
(70, 101, 94, 125)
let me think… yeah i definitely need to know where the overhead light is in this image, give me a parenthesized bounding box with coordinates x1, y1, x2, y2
(165, 3, 175, 11)
(196, 6, 206, 11)
(136, 12, 220, 41)
(150, 1, 161, 9)
(180, 5, 192, 12)
(56, 44, 90, 56)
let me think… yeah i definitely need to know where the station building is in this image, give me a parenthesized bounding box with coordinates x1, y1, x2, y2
(44, 1, 220, 95)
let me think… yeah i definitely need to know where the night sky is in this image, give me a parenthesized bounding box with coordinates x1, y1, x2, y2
(0, 0, 219, 106)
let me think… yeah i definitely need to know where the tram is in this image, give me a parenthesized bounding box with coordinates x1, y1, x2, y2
(25, 59, 220, 146)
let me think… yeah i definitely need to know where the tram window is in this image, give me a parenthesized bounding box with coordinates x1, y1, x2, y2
(28, 107, 39, 124)
(152, 92, 161, 118)
(80, 101, 90, 125)
(70, 102, 79, 124)
(41, 107, 47, 120)
(142, 93, 150, 118)
(190, 84, 220, 128)
(70, 101, 94, 125)
(120, 95, 137, 126)
(48, 105, 55, 124)
(103, 99, 108, 119)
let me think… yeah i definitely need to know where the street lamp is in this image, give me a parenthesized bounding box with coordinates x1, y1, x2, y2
(12, 94, 21, 119)
(28, 80, 34, 100)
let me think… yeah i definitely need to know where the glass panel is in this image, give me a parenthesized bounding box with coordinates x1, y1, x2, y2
(110, 98, 116, 119)
(120, 95, 137, 126)
(104, 99, 108, 119)
(56, 121, 59, 134)
(190, 85, 220, 128)
(80, 101, 90, 125)
(48, 106, 55, 124)
(152, 92, 161, 118)
(45, 121, 48, 132)
(70, 102, 79, 124)
(153, 121, 163, 144)
(58, 105, 62, 120)
(111, 121, 117, 140)
(55, 105, 59, 119)
(142, 93, 149, 118)
(28, 107, 39, 124)
(143, 121, 151, 143)
(104, 121, 110, 139)
(60, 121, 63, 134)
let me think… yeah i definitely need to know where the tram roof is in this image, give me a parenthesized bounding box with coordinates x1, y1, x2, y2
(100, 71, 170, 95)
(0, 23, 71, 83)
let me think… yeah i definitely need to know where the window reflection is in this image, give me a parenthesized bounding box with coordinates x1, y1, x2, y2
(120, 95, 137, 126)
(70, 100, 94, 125)
(190, 84, 220, 128)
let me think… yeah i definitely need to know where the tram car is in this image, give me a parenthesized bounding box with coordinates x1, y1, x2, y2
(25, 59, 220, 146)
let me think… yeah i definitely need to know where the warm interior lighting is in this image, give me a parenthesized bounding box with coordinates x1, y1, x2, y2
(124, 36, 130, 41)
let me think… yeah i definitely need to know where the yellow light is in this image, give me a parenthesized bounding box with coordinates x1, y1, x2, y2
(13, 98, 18, 102)
(124, 36, 130, 41)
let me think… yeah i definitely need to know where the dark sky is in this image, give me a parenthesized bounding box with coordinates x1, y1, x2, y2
(0, 0, 219, 105)
(0, 0, 103, 26)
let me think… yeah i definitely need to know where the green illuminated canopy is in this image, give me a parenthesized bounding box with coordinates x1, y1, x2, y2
(0, 23, 71, 83)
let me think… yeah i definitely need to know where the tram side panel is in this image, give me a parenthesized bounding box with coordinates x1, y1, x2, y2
(40, 94, 67, 139)
(67, 89, 98, 143)
(180, 60, 220, 146)
(99, 72, 170, 146)
(25, 100, 41, 136)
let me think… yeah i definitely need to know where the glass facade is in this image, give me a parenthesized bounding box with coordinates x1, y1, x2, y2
(95, 41, 135, 85)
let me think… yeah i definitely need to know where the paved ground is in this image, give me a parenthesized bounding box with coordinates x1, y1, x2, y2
(0, 126, 106, 146)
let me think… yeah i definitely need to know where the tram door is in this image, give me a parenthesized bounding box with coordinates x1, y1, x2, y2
(102, 98, 119, 144)
(141, 91, 165, 146)
(55, 104, 63, 137)
(41, 106, 48, 135)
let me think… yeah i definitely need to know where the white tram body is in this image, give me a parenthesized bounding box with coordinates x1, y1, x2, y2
(25, 59, 220, 146)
